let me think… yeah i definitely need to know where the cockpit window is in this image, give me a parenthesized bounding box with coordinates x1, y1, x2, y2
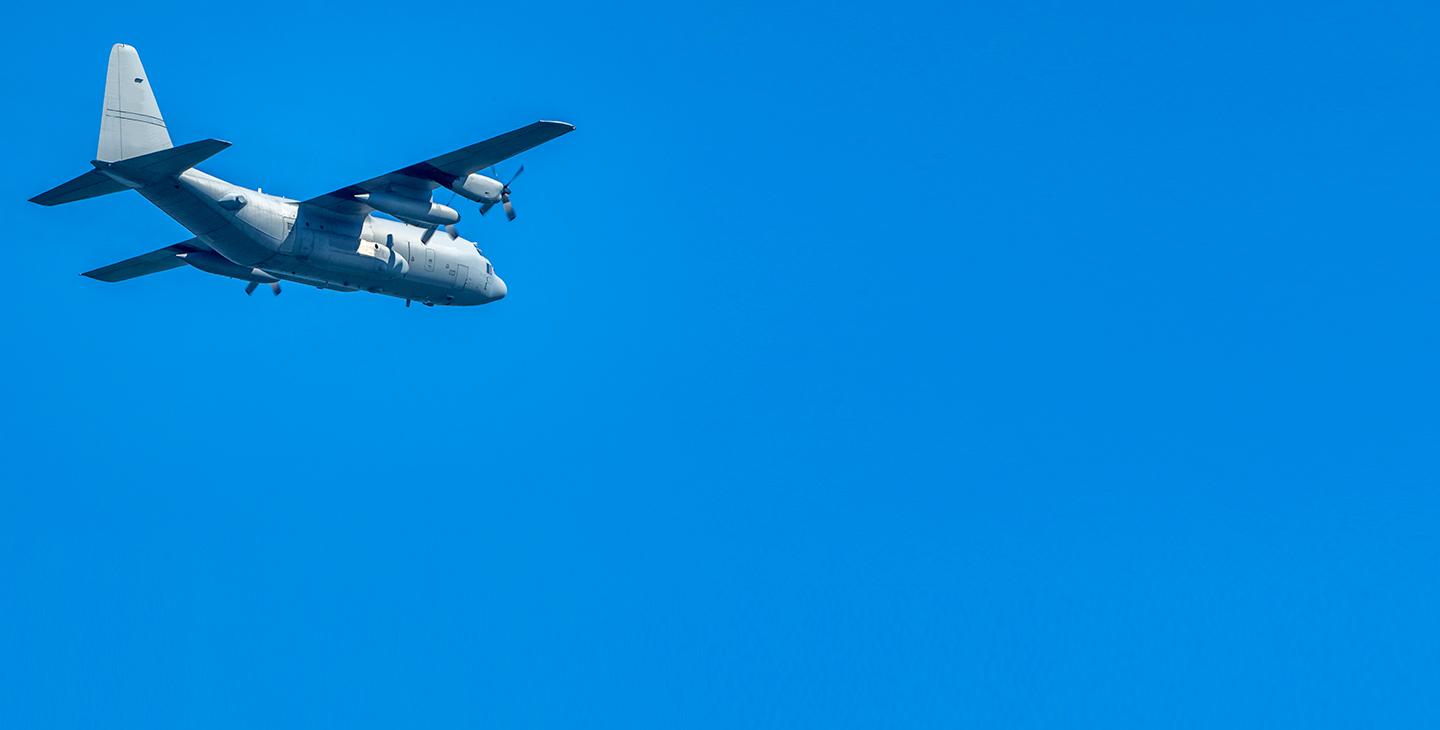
(486, 263, 493, 275)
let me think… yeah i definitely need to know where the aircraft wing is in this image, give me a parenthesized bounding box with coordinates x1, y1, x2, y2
(303, 120, 575, 216)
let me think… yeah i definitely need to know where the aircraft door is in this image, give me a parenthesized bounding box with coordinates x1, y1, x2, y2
(456, 264, 470, 291)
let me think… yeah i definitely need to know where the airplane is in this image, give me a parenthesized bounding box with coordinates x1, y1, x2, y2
(30, 43, 574, 307)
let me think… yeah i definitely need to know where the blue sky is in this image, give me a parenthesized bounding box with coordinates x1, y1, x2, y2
(4, 0, 1440, 727)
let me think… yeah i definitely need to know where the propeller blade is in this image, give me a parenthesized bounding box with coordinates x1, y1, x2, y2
(245, 281, 258, 296)
(505, 165, 525, 187)
(479, 202, 495, 216)
(503, 194, 516, 221)
(421, 225, 437, 243)
(270, 281, 282, 296)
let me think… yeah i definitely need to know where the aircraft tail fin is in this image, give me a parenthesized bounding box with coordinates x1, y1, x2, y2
(29, 44, 198, 206)
(97, 44, 172, 162)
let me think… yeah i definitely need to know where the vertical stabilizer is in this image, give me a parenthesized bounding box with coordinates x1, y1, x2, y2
(97, 44, 172, 162)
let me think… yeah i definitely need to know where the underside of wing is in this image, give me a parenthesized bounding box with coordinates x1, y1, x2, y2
(82, 238, 207, 282)
(304, 120, 575, 216)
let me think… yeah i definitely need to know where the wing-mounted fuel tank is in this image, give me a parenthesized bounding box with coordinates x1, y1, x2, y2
(357, 192, 459, 228)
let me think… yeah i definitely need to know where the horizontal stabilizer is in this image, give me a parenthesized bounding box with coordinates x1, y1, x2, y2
(29, 168, 128, 206)
(91, 138, 231, 186)
(82, 238, 203, 282)
(32, 139, 230, 206)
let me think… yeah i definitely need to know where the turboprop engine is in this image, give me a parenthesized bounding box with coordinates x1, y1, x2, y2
(178, 251, 282, 295)
(450, 173, 503, 205)
(451, 167, 524, 221)
(355, 192, 460, 227)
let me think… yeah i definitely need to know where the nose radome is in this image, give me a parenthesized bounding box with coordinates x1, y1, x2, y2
(487, 275, 507, 301)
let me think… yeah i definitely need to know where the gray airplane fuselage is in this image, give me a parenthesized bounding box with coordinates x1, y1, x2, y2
(155, 168, 505, 306)
(32, 44, 570, 302)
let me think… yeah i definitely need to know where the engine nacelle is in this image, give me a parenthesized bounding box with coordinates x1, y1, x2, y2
(449, 173, 504, 204)
(178, 252, 279, 282)
(356, 192, 460, 226)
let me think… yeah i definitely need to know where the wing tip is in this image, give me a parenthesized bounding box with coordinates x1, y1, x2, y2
(538, 120, 576, 132)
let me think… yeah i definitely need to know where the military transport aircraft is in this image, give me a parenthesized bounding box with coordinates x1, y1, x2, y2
(31, 44, 574, 307)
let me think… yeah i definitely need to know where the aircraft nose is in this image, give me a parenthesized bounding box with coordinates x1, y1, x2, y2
(487, 275, 507, 301)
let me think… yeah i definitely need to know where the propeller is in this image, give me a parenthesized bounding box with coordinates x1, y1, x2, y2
(420, 223, 460, 244)
(479, 165, 524, 221)
(245, 281, 281, 296)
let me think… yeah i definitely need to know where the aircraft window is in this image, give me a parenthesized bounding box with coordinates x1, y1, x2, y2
(486, 263, 493, 275)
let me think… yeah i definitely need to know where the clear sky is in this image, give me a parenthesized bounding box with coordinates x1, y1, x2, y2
(4, 1, 1440, 727)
